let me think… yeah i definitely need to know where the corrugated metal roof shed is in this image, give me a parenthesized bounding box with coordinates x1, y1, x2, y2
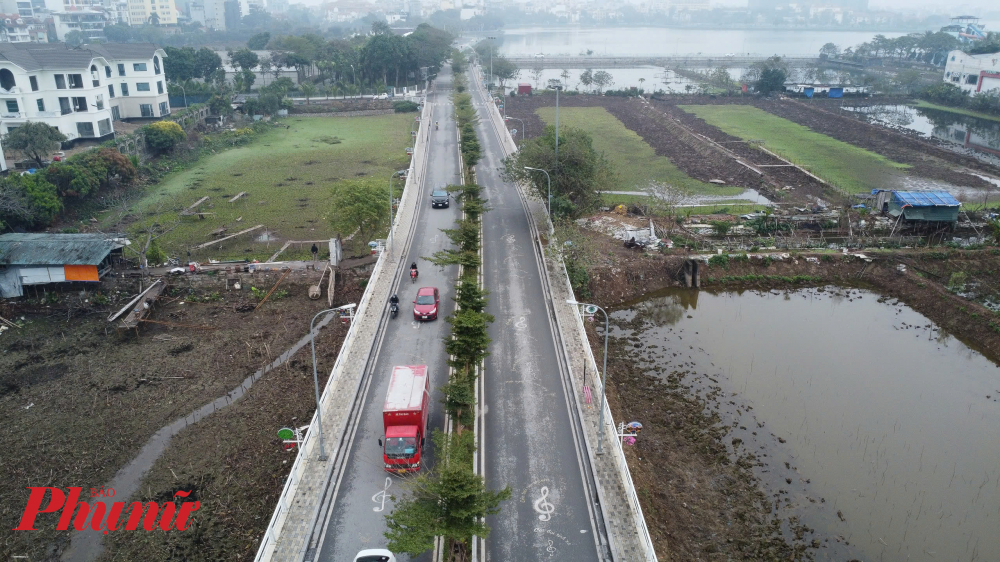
(0, 233, 126, 266)
(893, 191, 960, 207)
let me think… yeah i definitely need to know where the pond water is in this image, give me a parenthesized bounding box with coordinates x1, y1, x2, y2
(845, 104, 1000, 167)
(611, 287, 1000, 561)
(498, 26, 907, 58)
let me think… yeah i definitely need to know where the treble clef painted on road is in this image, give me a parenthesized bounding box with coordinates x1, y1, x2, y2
(533, 486, 555, 521)
(372, 477, 392, 512)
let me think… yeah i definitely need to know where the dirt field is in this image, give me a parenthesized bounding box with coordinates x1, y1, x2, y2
(0, 270, 363, 561)
(504, 94, 1000, 209)
(564, 220, 1000, 559)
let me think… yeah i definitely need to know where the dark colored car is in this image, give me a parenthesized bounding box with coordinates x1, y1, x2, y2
(413, 287, 439, 320)
(431, 190, 450, 208)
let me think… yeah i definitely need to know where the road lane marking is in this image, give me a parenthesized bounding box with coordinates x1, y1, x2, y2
(533, 486, 555, 521)
(372, 477, 392, 512)
(514, 316, 527, 330)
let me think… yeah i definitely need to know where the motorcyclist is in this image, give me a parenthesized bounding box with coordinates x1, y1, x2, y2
(435, 121, 439, 130)
(390, 294, 399, 306)
(410, 262, 419, 280)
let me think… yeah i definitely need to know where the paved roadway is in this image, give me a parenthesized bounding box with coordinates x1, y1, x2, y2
(471, 71, 606, 560)
(312, 66, 462, 561)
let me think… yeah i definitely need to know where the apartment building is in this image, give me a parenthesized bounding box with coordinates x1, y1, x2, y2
(127, 0, 177, 24)
(0, 42, 170, 144)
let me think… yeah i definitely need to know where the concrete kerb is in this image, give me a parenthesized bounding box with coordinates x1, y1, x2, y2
(255, 99, 433, 562)
(473, 65, 657, 561)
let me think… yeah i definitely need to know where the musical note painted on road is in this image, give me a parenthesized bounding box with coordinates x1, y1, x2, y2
(372, 477, 392, 512)
(533, 486, 554, 521)
(514, 316, 527, 330)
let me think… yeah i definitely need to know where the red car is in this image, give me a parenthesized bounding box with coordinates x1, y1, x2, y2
(413, 287, 439, 321)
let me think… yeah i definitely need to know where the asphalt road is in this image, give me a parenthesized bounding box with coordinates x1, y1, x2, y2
(313, 67, 462, 561)
(471, 73, 604, 560)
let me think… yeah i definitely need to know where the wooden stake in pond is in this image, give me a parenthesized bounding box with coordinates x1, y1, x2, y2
(254, 268, 291, 311)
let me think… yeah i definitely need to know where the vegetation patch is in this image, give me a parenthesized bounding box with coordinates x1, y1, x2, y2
(535, 106, 738, 196)
(679, 104, 909, 193)
(121, 115, 411, 260)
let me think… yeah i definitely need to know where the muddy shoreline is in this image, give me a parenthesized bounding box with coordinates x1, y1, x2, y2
(577, 245, 1000, 559)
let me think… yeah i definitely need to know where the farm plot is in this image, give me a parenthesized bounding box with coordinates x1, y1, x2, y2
(679, 104, 910, 194)
(535, 106, 742, 196)
(122, 115, 412, 260)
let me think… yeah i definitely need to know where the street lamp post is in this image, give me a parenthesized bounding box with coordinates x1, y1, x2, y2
(523, 166, 552, 234)
(176, 83, 188, 108)
(350, 64, 357, 97)
(567, 300, 610, 455)
(309, 305, 352, 461)
(554, 86, 559, 172)
(505, 116, 525, 143)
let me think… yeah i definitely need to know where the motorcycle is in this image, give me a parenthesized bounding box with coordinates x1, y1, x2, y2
(410, 269, 418, 283)
(390, 302, 399, 319)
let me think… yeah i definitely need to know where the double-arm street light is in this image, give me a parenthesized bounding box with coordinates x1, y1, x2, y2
(309, 303, 357, 461)
(566, 300, 610, 455)
(523, 166, 552, 234)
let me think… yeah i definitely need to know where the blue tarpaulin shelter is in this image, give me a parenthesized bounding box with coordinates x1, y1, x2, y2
(871, 190, 960, 223)
(828, 88, 844, 98)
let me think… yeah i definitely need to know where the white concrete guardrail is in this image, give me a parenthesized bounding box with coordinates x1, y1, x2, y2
(254, 97, 433, 562)
(474, 65, 658, 561)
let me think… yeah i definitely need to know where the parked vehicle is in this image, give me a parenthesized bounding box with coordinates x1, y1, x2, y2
(413, 287, 439, 320)
(741, 210, 767, 220)
(379, 366, 430, 474)
(431, 189, 450, 208)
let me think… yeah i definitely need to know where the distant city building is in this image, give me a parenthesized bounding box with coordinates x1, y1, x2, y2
(222, 0, 239, 28)
(0, 42, 171, 145)
(51, 10, 108, 41)
(127, 0, 177, 25)
(0, 13, 47, 42)
(748, 0, 867, 11)
(943, 50, 1000, 95)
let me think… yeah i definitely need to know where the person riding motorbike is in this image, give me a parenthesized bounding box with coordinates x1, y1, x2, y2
(389, 293, 400, 317)
(410, 262, 419, 282)
(435, 121, 439, 130)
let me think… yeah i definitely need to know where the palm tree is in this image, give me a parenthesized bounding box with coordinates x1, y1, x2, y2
(638, 77, 646, 91)
(300, 82, 317, 105)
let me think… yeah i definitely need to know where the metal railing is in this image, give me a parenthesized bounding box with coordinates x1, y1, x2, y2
(253, 98, 431, 562)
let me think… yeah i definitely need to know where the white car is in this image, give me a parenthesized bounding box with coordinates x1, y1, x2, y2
(741, 210, 766, 220)
(353, 549, 396, 562)
(375, 93, 390, 100)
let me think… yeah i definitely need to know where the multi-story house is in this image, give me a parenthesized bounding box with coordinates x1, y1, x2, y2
(0, 42, 170, 144)
(0, 13, 47, 42)
(51, 10, 108, 41)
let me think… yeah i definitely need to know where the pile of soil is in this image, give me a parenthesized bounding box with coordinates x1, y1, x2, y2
(0, 271, 364, 561)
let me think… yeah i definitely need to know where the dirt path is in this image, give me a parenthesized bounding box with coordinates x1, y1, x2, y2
(0, 272, 362, 561)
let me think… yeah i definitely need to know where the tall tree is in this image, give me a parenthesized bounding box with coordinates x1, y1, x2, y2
(228, 48, 260, 92)
(819, 42, 840, 59)
(193, 48, 223, 79)
(3, 122, 67, 168)
(247, 31, 271, 49)
(592, 70, 614, 94)
(163, 46, 197, 82)
(502, 125, 612, 216)
(579, 68, 593, 91)
(491, 56, 519, 91)
(330, 178, 388, 249)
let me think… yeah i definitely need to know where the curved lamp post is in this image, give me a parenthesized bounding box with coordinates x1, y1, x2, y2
(523, 166, 552, 234)
(309, 305, 358, 461)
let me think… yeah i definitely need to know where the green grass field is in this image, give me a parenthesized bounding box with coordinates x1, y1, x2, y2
(913, 100, 1000, 123)
(535, 106, 741, 196)
(119, 115, 413, 260)
(679, 105, 910, 194)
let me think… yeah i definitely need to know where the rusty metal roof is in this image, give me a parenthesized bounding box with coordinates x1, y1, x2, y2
(0, 233, 126, 266)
